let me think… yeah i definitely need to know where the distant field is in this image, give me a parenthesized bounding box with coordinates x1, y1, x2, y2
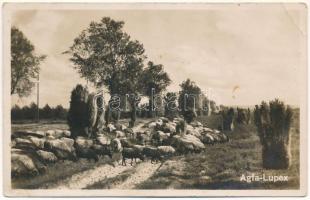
(11, 110, 300, 189)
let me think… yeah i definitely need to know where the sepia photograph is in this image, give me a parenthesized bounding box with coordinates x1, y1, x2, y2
(2, 2, 308, 197)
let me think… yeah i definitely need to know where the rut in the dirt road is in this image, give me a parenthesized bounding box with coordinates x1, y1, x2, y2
(46, 161, 161, 189)
(112, 162, 161, 189)
(46, 163, 131, 189)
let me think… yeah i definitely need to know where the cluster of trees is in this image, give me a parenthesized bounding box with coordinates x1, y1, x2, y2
(66, 17, 218, 129)
(11, 103, 67, 121)
(11, 18, 219, 129)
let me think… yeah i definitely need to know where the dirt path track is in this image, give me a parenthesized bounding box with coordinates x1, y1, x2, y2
(44, 122, 161, 189)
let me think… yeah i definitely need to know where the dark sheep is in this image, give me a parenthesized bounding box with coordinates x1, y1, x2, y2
(142, 146, 162, 164)
(74, 143, 99, 162)
(91, 144, 113, 159)
(120, 138, 133, 148)
(121, 147, 144, 166)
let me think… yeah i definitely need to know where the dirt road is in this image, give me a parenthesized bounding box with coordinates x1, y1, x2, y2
(44, 122, 161, 189)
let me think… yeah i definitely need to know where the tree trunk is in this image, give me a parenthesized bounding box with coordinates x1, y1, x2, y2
(104, 102, 111, 126)
(129, 101, 137, 128)
(148, 97, 155, 118)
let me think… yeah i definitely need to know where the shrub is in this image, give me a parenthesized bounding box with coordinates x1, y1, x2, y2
(254, 99, 293, 169)
(221, 108, 235, 131)
(67, 84, 90, 138)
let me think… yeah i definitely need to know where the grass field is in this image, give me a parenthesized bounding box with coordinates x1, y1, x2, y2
(137, 111, 300, 189)
(11, 110, 300, 189)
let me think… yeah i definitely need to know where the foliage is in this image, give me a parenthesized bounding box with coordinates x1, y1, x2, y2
(178, 79, 202, 123)
(236, 108, 247, 124)
(67, 84, 90, 138)
(221, 107, 235, 131)
(141, 61, 171, 117)
(67, 17, 146, 125)
(254, 99, 293, 169)
(164, 92, 178, 120)
(11, 27, 46, 97)
(11, 103, 67, 121)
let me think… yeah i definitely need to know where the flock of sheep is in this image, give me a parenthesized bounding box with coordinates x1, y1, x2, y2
(11, 117, 229, 177)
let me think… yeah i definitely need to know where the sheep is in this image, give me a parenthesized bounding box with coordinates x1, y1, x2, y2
(111, 138, 122, 152)
(151, 131, 169, 146)
(44, 139, 77, 161)
(157, 146, 175, 158)
(121, 147, 145, 166)
(76, 148, 99, 162)
(162, 123, 176, 134)
(120, 138, 133, 148)
(74, 137, 98, 162)
(107, 124, 116, 133)
(124, 128, 135, 139)
(91, 144, 113, 159)
(200, 132, 215, 145)
(142, 146, 162, 164)
(96, 134, 111, 145)
(136, 132, 150, 145)
(115, 130, 126, 138)
(36, 150, 58, 163)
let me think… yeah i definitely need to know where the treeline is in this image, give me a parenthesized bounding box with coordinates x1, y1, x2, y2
(11, 103, 67, 121)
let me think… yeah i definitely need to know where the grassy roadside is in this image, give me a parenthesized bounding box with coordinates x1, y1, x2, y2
(137, 112, 299, 189)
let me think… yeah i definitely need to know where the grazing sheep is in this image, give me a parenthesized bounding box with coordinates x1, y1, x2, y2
(120, 138, 133, 148)
(170, 135, 205, 154)
(36, 150, 58, 163)
(111, 138, 122, 152)
(91, 144, 112, 159)
(148, 122, 157, 129)
(200, 132, 214, 145)
(162, 123, 176, 134)
(14, 137, 40, 150)
(114, 123, 127, 131)
(157, 146, 175, 157)
(151, 131, 169, 146)
(46, 130, 56, 137)
(11, 149, 46, 177)
(75, 137, 93, 149)
(121, 147, 145, 166)
(44, 139, 77, 161)
(159, 117, 169, 123)
(124, 128, 135, 139)
(136, 132, 149, 145)
(115, 130, 126, 138)
(142, 146, 162, 163)
(107, 124, 116, 133)
(96, 134, 111, 145)
(75, 147, 99, 162)
(190, 121, 203, 127)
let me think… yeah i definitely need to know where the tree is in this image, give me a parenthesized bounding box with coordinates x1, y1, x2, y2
(11, 27, 46, 97)
(41, 104, 53, 119)
(141, 61, 171, 118)
(221, 107, 235, 131)
(53, 105, 67, 120)
(178, 79, 202, 123)
(66, 17, 146, 126)
(164, 92, 178, 120)
(11, 105, 22, 121)
(28, 102, 38, 120)
(67, 84, 90, 138)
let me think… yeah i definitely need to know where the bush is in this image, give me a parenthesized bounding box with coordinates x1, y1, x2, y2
(254, 99, 293, 169)
(221, 108, 235, 131)
(67, 84, 90, 138)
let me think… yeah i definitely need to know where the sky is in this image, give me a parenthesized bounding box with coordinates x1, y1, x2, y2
(10, 4, 307, 108)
